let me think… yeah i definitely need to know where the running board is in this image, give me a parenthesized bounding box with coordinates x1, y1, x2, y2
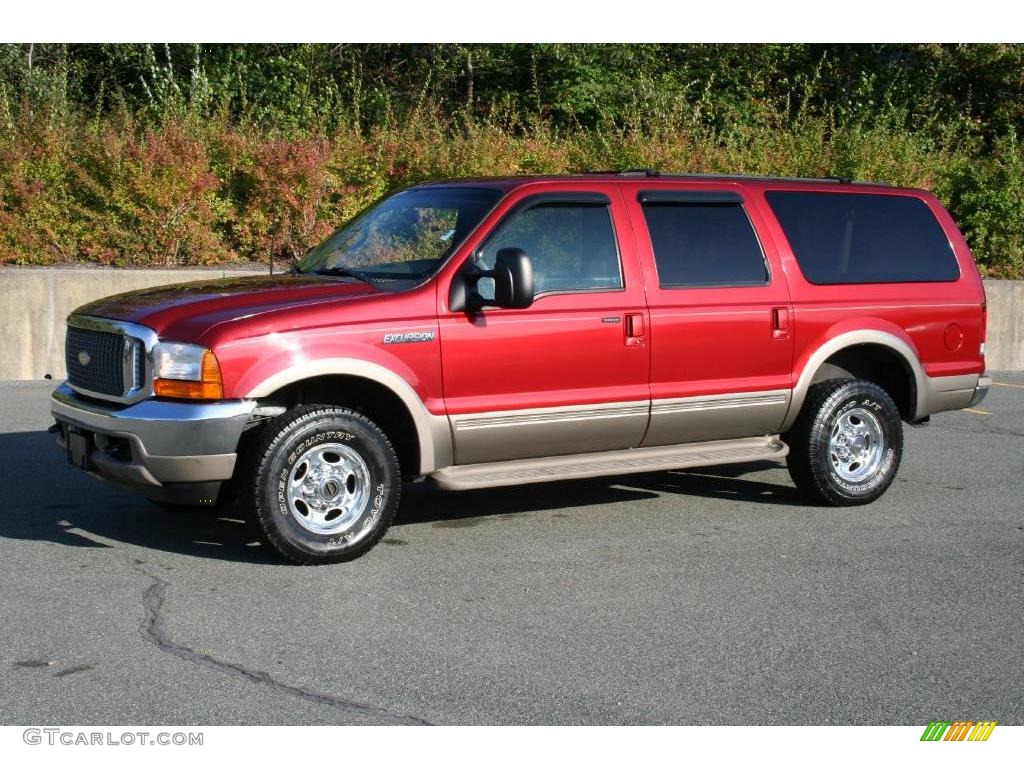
(429, 435, 789, 491)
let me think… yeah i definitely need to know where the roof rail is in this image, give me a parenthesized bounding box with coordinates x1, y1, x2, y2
(582, 169, 880, 185)
(412, 171, 892, 188)
(583, 168, 661, 177)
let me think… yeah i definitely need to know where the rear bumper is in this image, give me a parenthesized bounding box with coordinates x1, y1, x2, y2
(968, 374, 992, 408)
(50, 382, 255, 501)
(919, 372, 991, 417)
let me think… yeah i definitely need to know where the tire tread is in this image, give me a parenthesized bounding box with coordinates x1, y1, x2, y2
(243, 405, 401, 565)
(785, 378, 903, 506)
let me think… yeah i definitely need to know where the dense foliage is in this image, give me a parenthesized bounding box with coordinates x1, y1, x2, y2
(1, 43, 1022, 276)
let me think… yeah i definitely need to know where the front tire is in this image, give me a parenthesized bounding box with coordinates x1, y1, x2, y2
(785, 379, 903, 506)
(246, 406, 401, 564)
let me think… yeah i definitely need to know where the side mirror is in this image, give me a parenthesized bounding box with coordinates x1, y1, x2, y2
(491, 248, 534, 309)
(450, 247, 535, 312)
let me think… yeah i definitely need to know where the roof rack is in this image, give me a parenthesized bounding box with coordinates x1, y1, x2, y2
(584, 169, 882, 185)
(412, 171, 892, 188)
(583, 168, 660, 177)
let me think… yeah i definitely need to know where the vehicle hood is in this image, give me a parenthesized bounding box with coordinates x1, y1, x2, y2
(73, 274, 383, 340)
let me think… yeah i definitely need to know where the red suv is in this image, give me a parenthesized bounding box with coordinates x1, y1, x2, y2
(51, 171, 990, 564)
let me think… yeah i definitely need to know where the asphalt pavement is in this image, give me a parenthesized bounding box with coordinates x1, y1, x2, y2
(1, 375, 1021, 725)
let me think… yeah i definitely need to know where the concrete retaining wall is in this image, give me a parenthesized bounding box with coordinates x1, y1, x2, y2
(983, 279, 1024, 371)
(0, 268, 263, 382)
(0, 268, 1021, 381)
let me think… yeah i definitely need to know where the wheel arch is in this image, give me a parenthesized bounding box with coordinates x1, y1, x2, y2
(245, 359, 452, 476)
(782, 329, 927, 432)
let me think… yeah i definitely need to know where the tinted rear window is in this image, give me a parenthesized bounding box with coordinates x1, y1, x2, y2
(642, 202, 768, 288)
(765, 191, 959, 284)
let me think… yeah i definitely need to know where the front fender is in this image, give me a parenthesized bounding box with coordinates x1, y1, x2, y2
(243, 356, 452, 475)
(216, 330, 451, 475)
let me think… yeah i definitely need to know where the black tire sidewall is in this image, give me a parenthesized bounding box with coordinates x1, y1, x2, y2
(255, 410, 399, 560)
(814, 385, 901, 501)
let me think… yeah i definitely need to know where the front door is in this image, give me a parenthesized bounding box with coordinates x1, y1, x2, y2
(439, 185, 651, 464)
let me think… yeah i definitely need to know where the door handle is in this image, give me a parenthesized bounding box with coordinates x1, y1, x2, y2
(625, 313, 645, 347)
(771, 307, 790, 339)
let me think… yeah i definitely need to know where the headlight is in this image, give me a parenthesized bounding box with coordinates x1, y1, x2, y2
(152, 342, 223, 400)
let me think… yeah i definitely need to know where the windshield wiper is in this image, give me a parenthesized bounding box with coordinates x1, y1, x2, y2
(310, 266, 377, 285)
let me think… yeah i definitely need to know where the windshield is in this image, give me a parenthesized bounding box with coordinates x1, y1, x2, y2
(297, 187, 502, 281)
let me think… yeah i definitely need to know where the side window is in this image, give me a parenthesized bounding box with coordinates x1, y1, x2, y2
(764, 191, 960, 284)
(476, 201, 623, 295)
(641, 201, 768, 288)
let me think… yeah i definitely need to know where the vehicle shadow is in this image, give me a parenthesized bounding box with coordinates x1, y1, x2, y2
(0, 430, 278, 565)
(0, 430, 802, 563)
(395, 459, 803, 527)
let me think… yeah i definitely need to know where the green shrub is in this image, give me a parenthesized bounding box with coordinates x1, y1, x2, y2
(944, 131, 1024, 277)
(68, 120, 224, 265)
(0, 67, 1021, 276)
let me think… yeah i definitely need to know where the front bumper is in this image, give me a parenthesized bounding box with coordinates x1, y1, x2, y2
(51, 382, 255, 502)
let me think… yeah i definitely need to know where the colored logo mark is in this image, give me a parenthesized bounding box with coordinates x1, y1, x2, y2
(920, 720, 997, 741)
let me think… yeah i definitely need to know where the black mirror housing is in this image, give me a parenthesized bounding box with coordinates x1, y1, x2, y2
(450, 248, 534, 312)
(492, 248, 534, 309)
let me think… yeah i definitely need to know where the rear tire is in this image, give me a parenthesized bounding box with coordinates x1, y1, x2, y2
(245, 406, 401, 565)
(784, 379, 903, 506)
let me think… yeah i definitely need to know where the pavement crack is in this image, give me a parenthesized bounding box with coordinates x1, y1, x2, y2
(54, 664, 94, 678)
(138, 573, 431, 725)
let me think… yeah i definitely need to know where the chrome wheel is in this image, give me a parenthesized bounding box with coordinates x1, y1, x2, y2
(286, 442, 372, 537)
(828, 407, 885, 483)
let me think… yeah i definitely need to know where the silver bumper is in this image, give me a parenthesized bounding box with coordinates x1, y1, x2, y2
(51, 382, 255, 492)
(919, 371, 992, 418)
(968, 374, 992, 408)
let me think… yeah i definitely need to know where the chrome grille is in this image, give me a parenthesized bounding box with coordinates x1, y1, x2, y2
(133, 339, 146, 390)
(66, 327, 126, 397)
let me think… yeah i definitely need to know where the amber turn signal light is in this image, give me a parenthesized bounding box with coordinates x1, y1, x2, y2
(153, 350, 223, 400)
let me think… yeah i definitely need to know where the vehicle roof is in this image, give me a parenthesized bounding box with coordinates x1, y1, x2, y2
(413, 172, 910, 194)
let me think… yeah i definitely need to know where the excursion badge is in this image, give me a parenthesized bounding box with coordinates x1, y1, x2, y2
(383, 331, 436, 344)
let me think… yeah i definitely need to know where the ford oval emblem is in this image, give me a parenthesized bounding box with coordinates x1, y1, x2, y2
(78, 350, 91, 366)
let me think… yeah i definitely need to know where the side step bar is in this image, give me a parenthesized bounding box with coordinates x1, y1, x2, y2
(429, 435, 789, 491)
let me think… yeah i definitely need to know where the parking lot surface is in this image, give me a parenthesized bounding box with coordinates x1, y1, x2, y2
(1, 376, 1021, 725)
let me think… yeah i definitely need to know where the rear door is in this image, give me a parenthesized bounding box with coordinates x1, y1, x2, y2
(438, 183, 651, 464)
(622, 183, 794, 446)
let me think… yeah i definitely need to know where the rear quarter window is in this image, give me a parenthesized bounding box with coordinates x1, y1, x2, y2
(764, 191, 960, 284)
